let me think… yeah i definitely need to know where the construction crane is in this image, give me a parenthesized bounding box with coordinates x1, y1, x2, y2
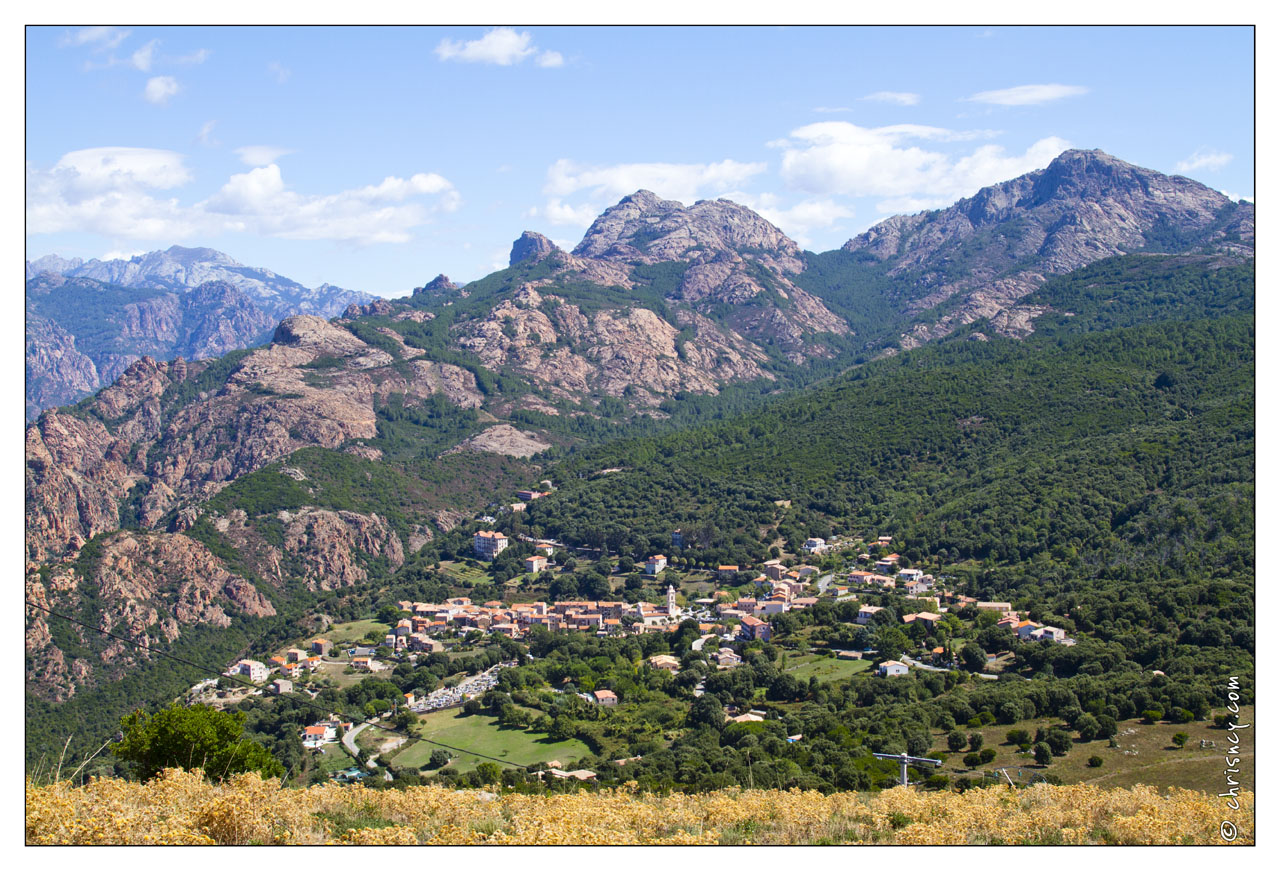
(872, 751, 943, 786)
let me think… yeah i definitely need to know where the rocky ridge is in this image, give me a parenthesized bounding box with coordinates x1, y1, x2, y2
(25, 530, 275, 702)
(841, 149, 1255, 347)
(25, 315, 487, 564)
(25, 247, 374, 419)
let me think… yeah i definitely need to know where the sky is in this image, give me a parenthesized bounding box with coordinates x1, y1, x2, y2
(25, 24, 1256, 298)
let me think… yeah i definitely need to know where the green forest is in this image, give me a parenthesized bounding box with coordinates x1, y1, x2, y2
(26, 252, 1254, 789)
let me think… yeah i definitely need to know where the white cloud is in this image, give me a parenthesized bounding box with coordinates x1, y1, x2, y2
(174, 48, 210, 65)
(434, 27, 563, 68)
(50, 147, 193, 192)
(102, 249, 145, 261)
(28, 148, 461, 246)
(267, 61, 291, 83)
(720, 191, 854, 247)
(1219, 191, 1253, 204)
(200, 166, 461, 243)
(130, 39, 158, 71)
(144, 76, 180, 105)
(813, 106, 851, 114)
(535, 198, 602, 227)
(234, 145, 295, 167)
(63, 26, 130, 50)
(860, 91, 921, 106)
(775, 120, 1069, 207)
(26, 148, 200, 240)
(873, 195, 960, 215)
(1176, 148, 1233, 174)
(544, 157, 767, 205)
(964, 84, 1088, 106)
(196, 120, 219, 146)
(436, 27, 535, 65)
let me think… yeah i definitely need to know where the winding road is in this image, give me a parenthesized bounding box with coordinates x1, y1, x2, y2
(342, 721, 372, 758)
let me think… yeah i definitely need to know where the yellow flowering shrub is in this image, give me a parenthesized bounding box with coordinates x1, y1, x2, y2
(25, 771, 1254, 846)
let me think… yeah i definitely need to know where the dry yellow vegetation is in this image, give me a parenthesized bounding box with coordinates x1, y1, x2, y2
(26, 768, 1253, 846)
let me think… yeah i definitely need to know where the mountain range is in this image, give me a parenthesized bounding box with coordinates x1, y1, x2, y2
(23, 149, 1254, 743)
(25, 246, 373, 419)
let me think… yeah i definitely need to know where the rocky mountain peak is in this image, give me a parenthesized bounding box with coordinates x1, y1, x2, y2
(160, 245, 242, 267)
(424, 274, 457, 292)
(412, 273, 459, 301)
(510, 231, 560, 267)
(271, 315, 365, 352)
(840, 147, 1253, 348)
(572, 191, 804, 274)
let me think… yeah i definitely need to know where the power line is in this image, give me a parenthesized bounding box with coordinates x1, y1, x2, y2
(24, 599, 525, 769)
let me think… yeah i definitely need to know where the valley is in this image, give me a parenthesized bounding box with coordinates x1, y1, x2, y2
(24, 149, 1254, 809)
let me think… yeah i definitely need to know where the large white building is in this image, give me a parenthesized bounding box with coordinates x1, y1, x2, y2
(473, 530, 509, 560)
(234, 659, 269, 682)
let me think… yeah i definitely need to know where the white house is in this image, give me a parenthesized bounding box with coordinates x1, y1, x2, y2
(802, 537, 827, 555)
(1029, 626, 1067, 643)
(857, 605, 884, 625)
(712, 648, 742, 668)
(234, 659, 269, 683)
(878, 660, 909, 677)
(645, 554, 668, 575)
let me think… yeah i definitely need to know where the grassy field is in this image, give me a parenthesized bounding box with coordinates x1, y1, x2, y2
(311, 660, 377, 690)
(315, 742, 355, 774)
(931, 707, 1254, 794)
(389, 709, 590, 774)
(437, 560, 492, 586)
(781, 654, 872, 683)
(323, 619, 389, 644)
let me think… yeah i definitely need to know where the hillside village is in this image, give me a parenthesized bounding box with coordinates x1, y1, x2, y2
(202, 510, 1085, 787)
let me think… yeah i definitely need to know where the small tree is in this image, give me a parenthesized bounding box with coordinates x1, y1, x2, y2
(1076, 713, 1100, 742)
(474, 762, 502, 785)
(1172, 732, 1189, 749)
(968, 732, 984, 752)
(960, 643, 987, 673)
(962, 752, 982, 769)
(1006, 728, 1030, 746)
(1033, 742, 1052, 766)
(115, 704, 283, 782)
(978, 747, 997, 764)
(947, 730, 967, 752)
(1046, 729, 1073, 757)
(1087, 756, 1104, 768)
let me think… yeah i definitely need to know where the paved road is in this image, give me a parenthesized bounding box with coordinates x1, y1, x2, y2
(901, 655, 949, 673)
(342, 721, 371, 758)
(816, 573, 834, 594)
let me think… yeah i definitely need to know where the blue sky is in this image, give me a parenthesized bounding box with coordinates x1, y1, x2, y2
(25, 24, 1255, 297)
